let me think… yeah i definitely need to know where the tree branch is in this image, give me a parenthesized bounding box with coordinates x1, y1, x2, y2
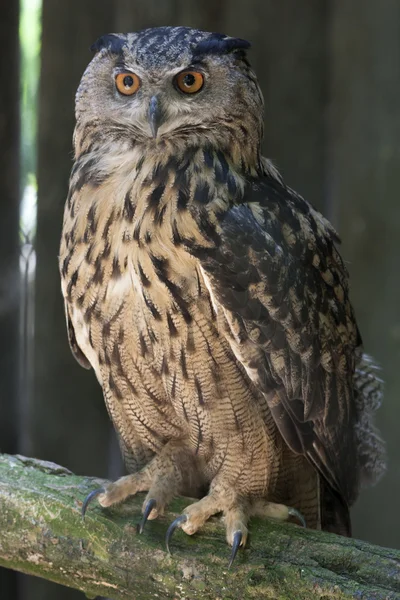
(0, 453, 398, 599)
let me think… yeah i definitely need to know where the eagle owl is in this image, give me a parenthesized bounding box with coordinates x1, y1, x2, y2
(60, 26, 385, 564)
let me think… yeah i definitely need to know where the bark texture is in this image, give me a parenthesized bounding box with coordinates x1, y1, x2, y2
(0, 453, 399, 600)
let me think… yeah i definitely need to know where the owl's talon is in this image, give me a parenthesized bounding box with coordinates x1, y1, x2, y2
(288, 507, 306, 528)
(228, 530, 243, 569)
(81, 487, 105, 519)
(139, 498, 157, 534)
(165, 514, 188, 554)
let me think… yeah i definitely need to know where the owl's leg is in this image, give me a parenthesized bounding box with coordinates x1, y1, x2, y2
(81, 440, 204, 526)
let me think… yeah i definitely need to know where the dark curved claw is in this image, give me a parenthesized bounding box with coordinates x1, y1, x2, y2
(165, 514, 188, 554)
(81, 487, 105, 519)
(288, 507, 306, 528)
(228, 530, 243, 569)
(138, 498, 157, 534)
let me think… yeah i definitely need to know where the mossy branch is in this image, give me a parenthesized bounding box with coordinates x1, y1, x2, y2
(0, 453, 399, 599)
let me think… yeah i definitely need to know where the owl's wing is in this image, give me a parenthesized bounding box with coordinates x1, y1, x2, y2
(190, 174, 361, 512)
(64, 302, 91, 369)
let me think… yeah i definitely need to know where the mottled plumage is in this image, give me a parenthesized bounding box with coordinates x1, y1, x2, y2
(60, 26, 385, 556)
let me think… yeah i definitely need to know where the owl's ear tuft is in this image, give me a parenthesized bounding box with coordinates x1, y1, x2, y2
(193, 34, 251, 58)
(90, 34, 125, 55)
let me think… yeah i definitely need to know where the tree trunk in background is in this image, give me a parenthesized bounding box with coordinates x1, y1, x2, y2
(0, 1, 20, 598)
(0, 0, 21, 471)
(27, 2, 115, 599)
(330, 0, 400, 550)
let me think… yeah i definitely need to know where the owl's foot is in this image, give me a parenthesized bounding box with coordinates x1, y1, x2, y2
(81, 467, 152, 519)
(81, 463, 177, 525)
(251, 498, 307, 528)
(81, 441, 202, 529)
(165, 487, 250, 567)
(165, 491, 306, 567)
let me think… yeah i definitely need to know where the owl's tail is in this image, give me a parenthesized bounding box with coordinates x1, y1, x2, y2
(321, 353, 386, 537)
(354, 353, 386, 489)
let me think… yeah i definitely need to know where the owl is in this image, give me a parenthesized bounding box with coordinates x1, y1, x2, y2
(60, 26, 385, 565)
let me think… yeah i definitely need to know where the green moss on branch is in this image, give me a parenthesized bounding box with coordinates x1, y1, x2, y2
(0, 454, 399, 599)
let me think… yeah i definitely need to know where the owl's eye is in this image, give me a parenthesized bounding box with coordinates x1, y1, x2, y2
(115, 72, 141, 96)
(175, 70, 204, 94)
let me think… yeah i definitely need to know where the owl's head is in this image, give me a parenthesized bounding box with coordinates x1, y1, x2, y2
(75, 27, 263, 161)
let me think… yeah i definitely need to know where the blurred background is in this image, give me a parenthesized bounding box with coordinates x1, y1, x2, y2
(0, 0, 399, 598)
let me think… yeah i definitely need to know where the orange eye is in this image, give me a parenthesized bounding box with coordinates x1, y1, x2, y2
(175, 70, 204, 94)
(115, 72, 140, 96)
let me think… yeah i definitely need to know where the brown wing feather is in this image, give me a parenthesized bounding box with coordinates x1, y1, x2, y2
(191, 174, 361, 515)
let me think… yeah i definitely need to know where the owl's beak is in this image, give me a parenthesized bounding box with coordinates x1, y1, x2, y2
(148, 95, 162, 138)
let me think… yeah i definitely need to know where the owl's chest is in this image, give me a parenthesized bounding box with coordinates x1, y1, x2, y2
(61, 185, 274, 462)
(69, 239, 243, 456)
(61, 168, 235, 413)
(65, 219, 216, 378)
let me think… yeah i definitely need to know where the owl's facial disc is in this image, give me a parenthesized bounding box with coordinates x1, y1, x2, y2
(76, 29, 262, 147)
